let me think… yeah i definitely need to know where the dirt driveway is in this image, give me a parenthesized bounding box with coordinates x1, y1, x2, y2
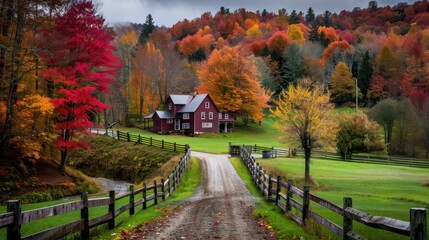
(136, 151, 274, 239)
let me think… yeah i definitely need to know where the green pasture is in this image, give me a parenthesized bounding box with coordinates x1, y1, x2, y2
(257, 157, 429, 240)
(123, 114, 285, 154)
(0, 157, 201, 239)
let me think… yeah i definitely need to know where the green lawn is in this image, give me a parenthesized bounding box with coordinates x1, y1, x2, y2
(121, 114, 285, 154)
(0, 157, 201, 240)
(257, 157, 429, 240)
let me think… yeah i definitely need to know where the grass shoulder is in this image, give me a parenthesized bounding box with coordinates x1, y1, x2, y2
(229, 157, 325, 240)
(93, 156, 201, 239)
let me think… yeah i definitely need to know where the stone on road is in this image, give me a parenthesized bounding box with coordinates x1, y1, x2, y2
(140, 152, 275, 240)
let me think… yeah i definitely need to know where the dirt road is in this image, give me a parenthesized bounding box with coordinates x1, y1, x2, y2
(138, 151, 274, 240)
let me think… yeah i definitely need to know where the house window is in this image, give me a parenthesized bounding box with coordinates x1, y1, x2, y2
(167, 119, 173, 124)
(182, 123, 190, 129)
(183, 113, 190, 119)
(209, 112, 213, 120)
(201, 112, 205, 120)
(205, 102, 210, 108)
(168, 103, 172, 110)
(219, 113, 222, 119)
(225, 114, 229, 120)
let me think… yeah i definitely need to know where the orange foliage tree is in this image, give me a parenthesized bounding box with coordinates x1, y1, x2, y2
(268, 31, 292, 57)
(197, 46, 270, 123)
(330, 62, 355, 105)
(322, 40, 353, 61)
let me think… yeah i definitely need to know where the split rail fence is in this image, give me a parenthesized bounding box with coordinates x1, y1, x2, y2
(237, 145, 427, 240)
(0, 147, 191, 240)
(88, 128, 187, 153)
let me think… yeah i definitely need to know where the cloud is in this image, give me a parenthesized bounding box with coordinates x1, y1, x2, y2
(98, 0, 417, 27)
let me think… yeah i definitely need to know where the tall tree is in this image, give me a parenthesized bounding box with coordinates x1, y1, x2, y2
(197, 46, 270, 123)
(40, 0, 120, 174)
(271, 78, 337, 183)
(367, 98, 398, 151)
(358, 51, 373, 99)
(282, 43, 304, 87)
(305, 7, 315, 23)
(330, 62, 355, 105)
(139, 14, 156, 45)
(322, 10, 332, 26)
(289, 10, 300, 24)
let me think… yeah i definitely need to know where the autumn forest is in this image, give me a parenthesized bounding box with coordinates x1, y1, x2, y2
(1, 0, 429, 184)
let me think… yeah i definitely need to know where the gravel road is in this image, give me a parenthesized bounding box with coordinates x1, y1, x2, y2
(139, 151, 274, 240)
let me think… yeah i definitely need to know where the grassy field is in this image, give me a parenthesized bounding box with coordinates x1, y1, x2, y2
(229, 157, 337, 240)
(121, 114, 285, 154)
(0, 157, 201, 240)
(256, 157, 429, 240)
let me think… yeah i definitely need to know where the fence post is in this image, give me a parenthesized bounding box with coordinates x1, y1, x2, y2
(174, 142, 176, 151)
(117, 130, 120, 140)
(143, 183, 147, 209)
(410, 208, 427, 240)
(138, 135, 141, 144)
(81, 192, 89, 240)
(276, 176, 281, 206)
(154, 180, 158, 205)
(302, 186, 310, 225)
(169, 174, 173, 194)
(127, 132, 130, 142)
(150, 137, 153, 146)
(286, 180, 293, 212)
(130, 185, 135, 215)
(108, 190, 115, 229)
(7, 200, 21, 240)
(343, 197, 353, 240)
(268, 174, 273, 200)
(161, 179, 166, 201)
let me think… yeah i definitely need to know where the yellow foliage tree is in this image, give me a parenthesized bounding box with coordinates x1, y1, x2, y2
(246, 23, 262, 39)
(330, 62, 355, 105)
(288, 24, 305, 41)
(197, 46, 270, 123)
(271, 79, 337, 183)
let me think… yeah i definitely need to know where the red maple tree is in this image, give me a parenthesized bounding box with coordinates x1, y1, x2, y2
(40, 0, 120, 174)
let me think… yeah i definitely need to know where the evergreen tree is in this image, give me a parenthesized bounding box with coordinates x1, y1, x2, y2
(358, 51, 373, 98)
(308, 22, 320, 42)
(322, 10, 332, 26)
(282, 43, 304, 87)
(305, 7, 315, 23)
(139, 14, 156, 45)
(289, 10, 300, 24)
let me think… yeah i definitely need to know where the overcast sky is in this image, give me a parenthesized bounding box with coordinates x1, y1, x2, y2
(97, 0, 418, 27)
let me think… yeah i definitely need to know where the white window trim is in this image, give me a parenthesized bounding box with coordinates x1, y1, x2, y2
(205, 102, 210, 108)
(183, 113, 190, 119)
(182, 123, 190, 129)
(167, 119, 173, 124)
(168, 103, 172, 110)
(209, 112, 213, 120)
(225, 114, 229, 120)
(219, 113, 222, 119)
(201, 112, 205, 120)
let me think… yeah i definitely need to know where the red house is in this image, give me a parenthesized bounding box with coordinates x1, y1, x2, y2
(144, 94, 235, 134)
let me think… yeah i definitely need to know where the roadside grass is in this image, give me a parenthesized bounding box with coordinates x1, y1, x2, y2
(120, 114, 284, 154)
(0, 157, 201, 240)
(229, 157, 334, 240)
(257, 157, 429, 240)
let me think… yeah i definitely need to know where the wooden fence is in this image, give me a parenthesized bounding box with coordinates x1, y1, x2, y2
(0, 147, 191, 240)
(229, 143, 288, 158)
(88, 128, 187, 153)
(296, 150, 429, 169)
(238, 146, 427, 240)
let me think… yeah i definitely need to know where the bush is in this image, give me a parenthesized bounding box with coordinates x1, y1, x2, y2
(20, 192, 53, 204)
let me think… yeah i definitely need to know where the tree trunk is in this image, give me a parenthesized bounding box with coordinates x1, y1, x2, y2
(59, 148, 68, 175)
(139, 94, 144, 124)
(304, 146, 311, 184)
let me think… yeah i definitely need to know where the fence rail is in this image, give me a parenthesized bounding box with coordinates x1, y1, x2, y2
(89, 128, 187, 153)
(297, 150, 429, 169)
(0, 147, 191, 240)
(238, 145, 427, 240)
(229, 143, 288, 158)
